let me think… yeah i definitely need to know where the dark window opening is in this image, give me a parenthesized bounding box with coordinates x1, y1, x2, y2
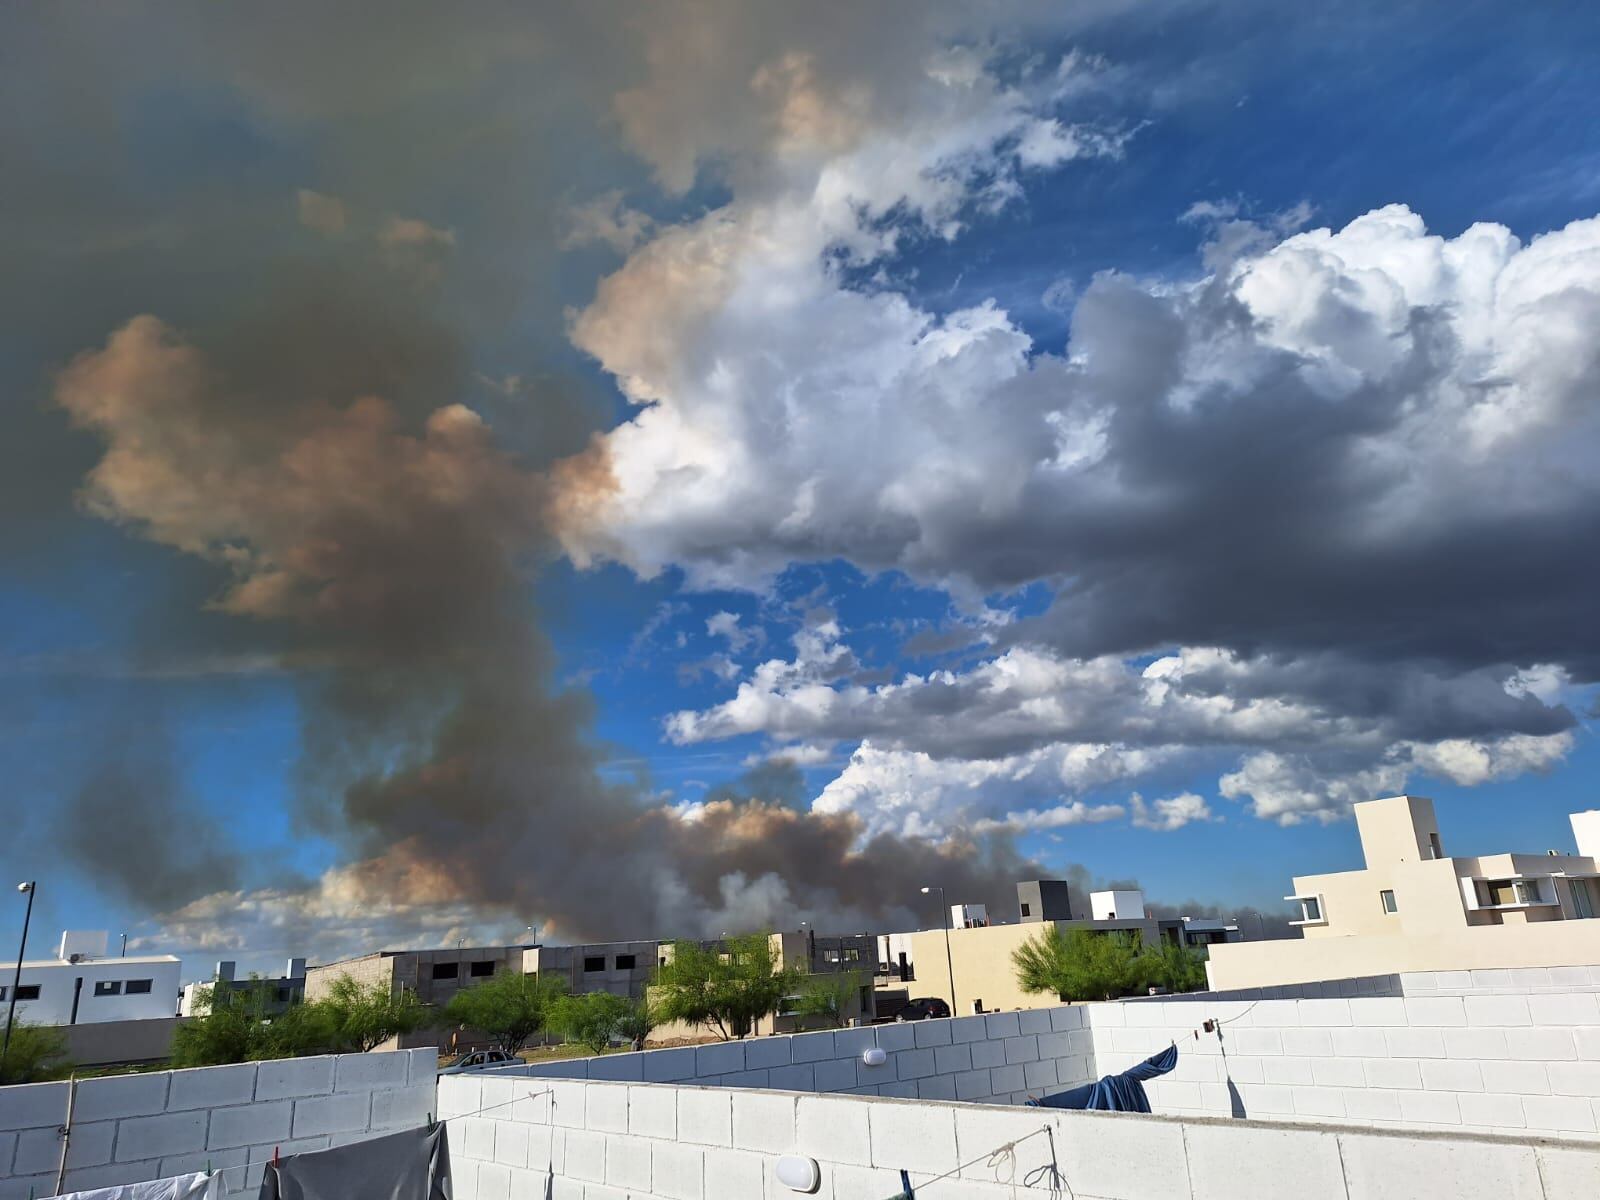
(94, 980, 122, 996)
(583, 956, 606, 972)
(470, 960, 495, 978)
(15, 985, 40, 1001)
(1020, 902, 1031, 917)
(615, 954, 636, 970)
(432, 962, 460, 980)
(274, 986, 292, 1002)
(125, 978, 153, 995)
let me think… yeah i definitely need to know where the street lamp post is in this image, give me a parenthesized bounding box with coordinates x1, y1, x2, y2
(920, 885, 958, 1016)
(2, 881, 37, 1077)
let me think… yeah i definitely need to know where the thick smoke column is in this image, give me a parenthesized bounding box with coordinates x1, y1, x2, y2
(54, 315, 1040, 941)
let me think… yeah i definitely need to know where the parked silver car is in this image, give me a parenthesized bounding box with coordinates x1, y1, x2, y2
(439, 1048, 519, 1074)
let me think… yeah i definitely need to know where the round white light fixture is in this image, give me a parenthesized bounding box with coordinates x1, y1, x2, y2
(775, 1155, 820, 1193)
(861, 1046, 887, 1067)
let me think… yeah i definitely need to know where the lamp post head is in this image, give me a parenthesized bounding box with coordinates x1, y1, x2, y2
(15, 882, 32, 894)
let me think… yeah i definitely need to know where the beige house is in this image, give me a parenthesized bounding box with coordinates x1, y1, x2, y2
(650, 931, 878, 1040)
(1207, 796, 1600, 989)
(876, 884, 1240, 1015)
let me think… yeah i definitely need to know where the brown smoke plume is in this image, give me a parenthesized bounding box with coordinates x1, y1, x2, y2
(55, 315, 1040, 941)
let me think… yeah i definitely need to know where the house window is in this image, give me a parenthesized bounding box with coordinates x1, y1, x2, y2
(1380, 890, 1397, 914)
(15, 985, 40, 1001)
(583, 956, 606, 972)
(470, 961, 495, 978)
(1516, 880, 1544, 905)
(1574, 879, 1598, 920)
(842, 947, 860, 962)
(1020, 902, 1031, 917)
(94, 980, 123, 996)
(1301, 896, 1322, 922)
(431, 962, 460, 980)
(615, 955, 636, 970)
(126, 979, 153, 995)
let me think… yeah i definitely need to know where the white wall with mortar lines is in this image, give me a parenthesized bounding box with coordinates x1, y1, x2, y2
(0, 1048, 436, 1199)
(486, 987, 1600, 1144)
(1099, 989, 1600, 1140)
(485, 1008, 1098, 1108)
(5, 967, 1600, 1199)
(438, 1071, 1600, 1200)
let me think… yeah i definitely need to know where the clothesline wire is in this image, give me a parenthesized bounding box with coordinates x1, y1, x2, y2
(438, 1087, 553, 1124)
(891, 1125, 1069, 1198)
(1209, 998, 1262, 1029)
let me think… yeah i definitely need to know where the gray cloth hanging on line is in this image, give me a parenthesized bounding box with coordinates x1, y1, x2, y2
(257, 1124, 451, 1200)
(57, 1172, 222, 1200)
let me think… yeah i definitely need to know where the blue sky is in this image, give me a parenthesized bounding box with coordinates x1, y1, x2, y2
(3, 1, 1600, 974)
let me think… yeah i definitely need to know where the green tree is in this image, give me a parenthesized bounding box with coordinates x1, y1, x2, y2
(173, 981, 334, 1068)
(550, 991, 632, 1054)
(790, 971, 861, 1028)
(1141, 941, 1208, 994)
(319, 975, 432, 1053)
(653, 934, 800, 1040)
(1012, 927, 1149, 1002)
(0, 1021, 69, 1084)
(441, 970, 565, 1054)
(614, 998, 657, 1050)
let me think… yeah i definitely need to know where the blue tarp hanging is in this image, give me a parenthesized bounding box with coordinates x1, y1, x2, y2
(1027, 1042, 1179, 1113)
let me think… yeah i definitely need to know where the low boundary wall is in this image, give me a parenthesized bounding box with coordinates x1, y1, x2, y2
(0, 1048, 436, 1199)
(439, 1072, 1600, 1200)
(479, 1007, 1097, 1106)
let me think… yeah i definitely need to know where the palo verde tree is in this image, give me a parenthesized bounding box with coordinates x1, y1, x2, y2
(614, 997, 657, 1050)
(172, 980, 335, 1068)
(790, 970, 861, 1029)
(652, 933, 800, 1041)
(0, 1021, 69, 1084)
(1012, 927, 1152, 1002)
(319, 974, 433, 1053)
(1143, 941, 1208, 994)
(442, 969, 566, 1054)
(549, 991, 633, 1055)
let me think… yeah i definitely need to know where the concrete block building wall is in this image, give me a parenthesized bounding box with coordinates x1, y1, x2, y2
(1096, 990, 1600, 1140)
(437, 1072, 1600, 1200)
(0, 1048, 436, 1200)
(484, 1007, 1098, 1107)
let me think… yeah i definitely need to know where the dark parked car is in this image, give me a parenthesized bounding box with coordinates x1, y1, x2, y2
(895, 997, 952, 1021)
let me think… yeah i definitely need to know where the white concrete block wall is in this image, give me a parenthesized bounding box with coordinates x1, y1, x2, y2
(439, 1073, 1600, 1200)
(1097, 991, 1600, 1141)
(1402, 965, 1600, 996)
(488, 1009, 1098, 1108)
(0, 1049, 435, 1200)
(496, 987, 1600, 1143)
